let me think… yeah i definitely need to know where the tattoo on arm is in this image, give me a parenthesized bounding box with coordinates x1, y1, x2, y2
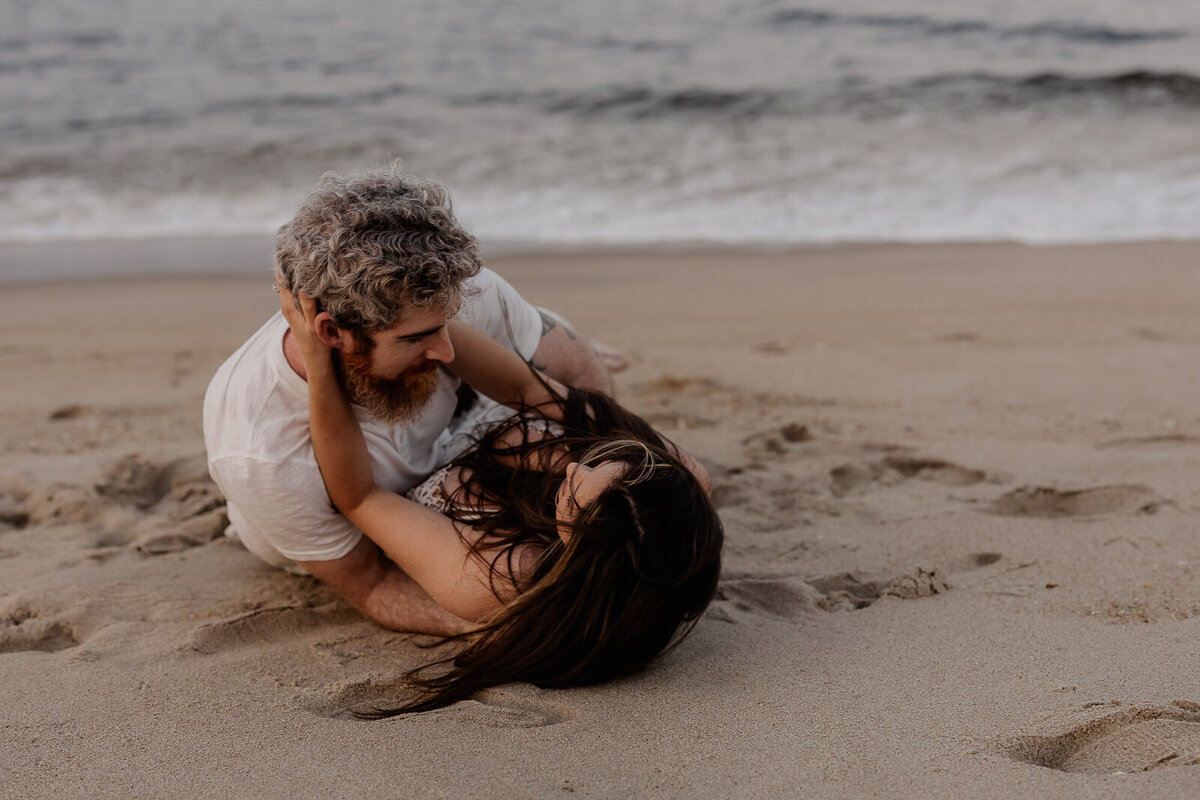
(538, 310, 556, 338)
(538, 310, 578, 342)
(533, 309, 594, 376)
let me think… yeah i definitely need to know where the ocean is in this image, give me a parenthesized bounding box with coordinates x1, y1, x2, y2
(4, 0, 1200, 261)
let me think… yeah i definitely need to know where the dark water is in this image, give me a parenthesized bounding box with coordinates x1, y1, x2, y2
(3, 0, 1200, 254)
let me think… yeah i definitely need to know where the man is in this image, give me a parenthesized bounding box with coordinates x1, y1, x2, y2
(203, 169, 613, 635)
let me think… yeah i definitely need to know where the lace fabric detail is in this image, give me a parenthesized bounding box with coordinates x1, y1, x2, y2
(404, 465, 453, 514)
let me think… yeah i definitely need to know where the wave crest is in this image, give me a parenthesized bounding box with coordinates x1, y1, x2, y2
(768, 8, 1187, 45)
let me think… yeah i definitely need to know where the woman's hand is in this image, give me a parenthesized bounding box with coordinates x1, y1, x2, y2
(277, 281, 332, 370)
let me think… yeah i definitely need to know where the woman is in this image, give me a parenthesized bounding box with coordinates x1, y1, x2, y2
(280, 288, 723, 717)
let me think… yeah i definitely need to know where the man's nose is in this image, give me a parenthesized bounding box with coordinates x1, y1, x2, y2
(426, 327, 454, 363)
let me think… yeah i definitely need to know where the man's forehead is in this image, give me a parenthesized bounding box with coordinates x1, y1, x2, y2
(382, 300, 457, 336)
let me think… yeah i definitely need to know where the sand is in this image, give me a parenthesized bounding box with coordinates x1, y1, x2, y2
(4, 240, 1200, 798)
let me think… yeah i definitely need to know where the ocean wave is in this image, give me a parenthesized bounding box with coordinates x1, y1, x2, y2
(464, 69, 1200, 122)
(0, 54, 75, 75)
(0, 107, 181, 141)
(0, 30, 122, 52)
(589, 35, 687, 54)
(201, 83, 411, 114)
(908, 70, 1200, 109)
(464, 86, 788, 119)
(1022, 70, 1200, 100)
(56, 31, 122, 49)
(541, 87, 782, 119)
(768, 8, 1188, 44)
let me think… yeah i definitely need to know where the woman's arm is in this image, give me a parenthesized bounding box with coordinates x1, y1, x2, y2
(279, 290, 377, 514)
(277, 289, 512, 620)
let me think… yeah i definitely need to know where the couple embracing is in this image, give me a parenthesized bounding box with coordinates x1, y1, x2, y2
(203, 168, 722, 716)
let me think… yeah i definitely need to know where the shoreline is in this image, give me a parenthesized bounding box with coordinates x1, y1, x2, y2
(4, 234, 1200, 286)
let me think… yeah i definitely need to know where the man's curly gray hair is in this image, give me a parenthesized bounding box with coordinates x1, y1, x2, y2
(274, 168, 482, 334)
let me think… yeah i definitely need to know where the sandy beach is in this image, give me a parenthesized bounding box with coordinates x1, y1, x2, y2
(4, 240, 1200, 798)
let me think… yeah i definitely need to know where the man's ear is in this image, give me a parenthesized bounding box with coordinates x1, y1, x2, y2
(313, 312, 352, 351)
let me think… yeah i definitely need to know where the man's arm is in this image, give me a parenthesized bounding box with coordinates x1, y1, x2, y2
(529, 309, 620, 395)
(462, 269, 623, 395)
(298, 536, 470, 636)
(447, 320, 567, 416)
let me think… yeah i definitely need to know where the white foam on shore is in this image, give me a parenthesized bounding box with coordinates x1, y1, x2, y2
(5, 169, 1200, 252)
(0, 178, 298, 244)
(457, 168, 1200, 245)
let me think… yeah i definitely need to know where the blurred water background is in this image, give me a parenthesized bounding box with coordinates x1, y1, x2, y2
(4, 0, 1200, 261)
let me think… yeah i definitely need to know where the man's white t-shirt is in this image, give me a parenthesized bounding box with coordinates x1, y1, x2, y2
(203, 268, 542, 569)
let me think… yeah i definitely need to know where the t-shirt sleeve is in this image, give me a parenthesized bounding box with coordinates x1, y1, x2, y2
(459, 267, 543, 359)
(211, 454, 362, 563)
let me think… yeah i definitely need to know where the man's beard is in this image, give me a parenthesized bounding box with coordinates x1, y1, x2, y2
(336, 350, 442, 425)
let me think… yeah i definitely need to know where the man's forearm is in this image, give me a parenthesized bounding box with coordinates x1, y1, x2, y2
(302, 538, 472, 637)
(361, 565, 472, 636)
(447, 321, 565, 415)
(530, 309, 614, 395)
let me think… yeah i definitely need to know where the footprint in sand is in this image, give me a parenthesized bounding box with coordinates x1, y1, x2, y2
(303, 672, 416, 718)
(95, 452, 171, 509)
(131, 478, 228, 555)
(307, 678, 578, 726)
(1003, 702, 1200, 774)
(719, 438, 988, 527)
(0, 603, 81, 654)
(449, 686, 579, 728)
(90, 452, 228, 554)
(809, 568, 949, 610)
(714, 568, 949, 618)
(806, 573, 881, 611)
(713, 575, 820, 619)
(829, 455, 988, 496)
(989, 485, 1162, 518)
(15, 454, 228, 554)
(185, 602, 362, 655)
(881, 456, 988, 486)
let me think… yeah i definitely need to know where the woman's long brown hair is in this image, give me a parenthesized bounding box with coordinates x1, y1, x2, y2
(355, 386, 724, 718)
